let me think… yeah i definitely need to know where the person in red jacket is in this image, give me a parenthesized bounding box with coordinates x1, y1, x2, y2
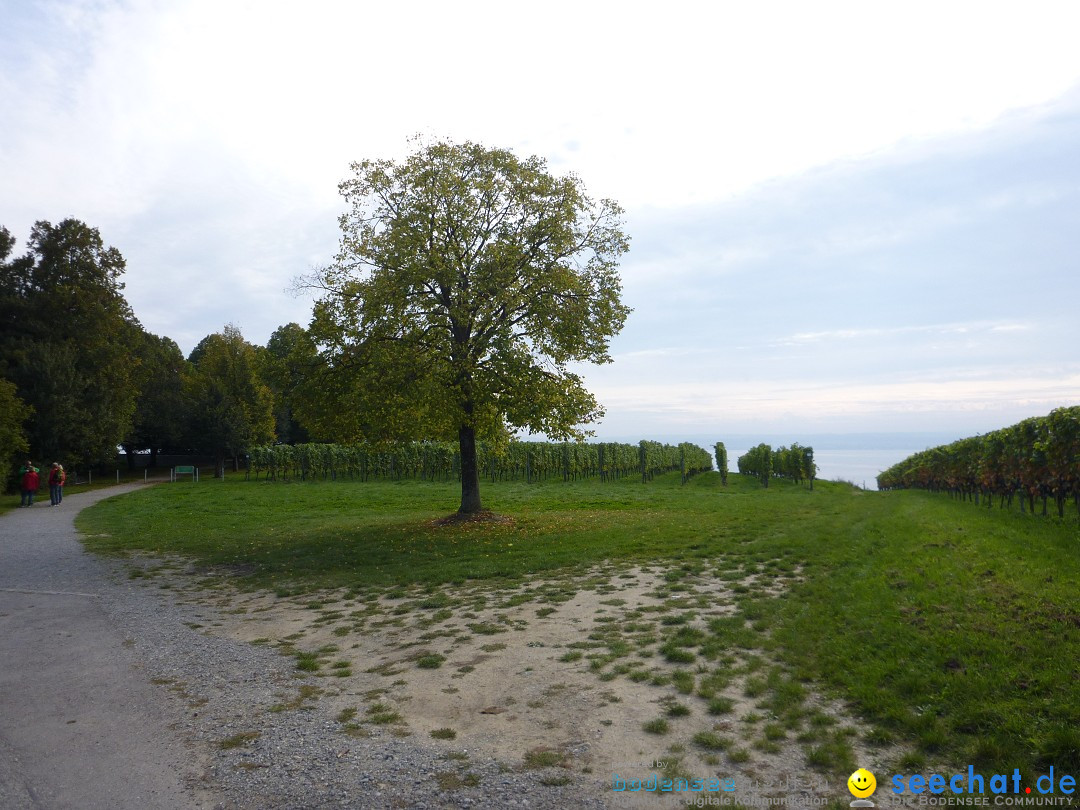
(19, 461, 40, 507)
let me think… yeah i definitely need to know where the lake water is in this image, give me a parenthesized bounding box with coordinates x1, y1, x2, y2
(800, 448, 914, 490)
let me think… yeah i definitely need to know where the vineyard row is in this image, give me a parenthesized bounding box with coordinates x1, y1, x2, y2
(876, 406, 1080, 518)
(248, 440, 715, 485)
(736, 443, 817, 489)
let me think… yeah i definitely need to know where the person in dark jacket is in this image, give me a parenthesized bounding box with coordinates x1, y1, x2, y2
(19, 461, 40, 507)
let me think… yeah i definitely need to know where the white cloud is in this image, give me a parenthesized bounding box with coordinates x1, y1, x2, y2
(778, 321, 1032, 346)
(9, 0, 1080, 216)
(3, 0, 1080, 431)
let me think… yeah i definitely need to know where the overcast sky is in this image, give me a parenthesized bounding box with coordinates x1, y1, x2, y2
(3, 0, 1079, 454)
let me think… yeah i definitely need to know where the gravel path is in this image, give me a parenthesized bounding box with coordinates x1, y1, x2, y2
(0, 487, 616, 810)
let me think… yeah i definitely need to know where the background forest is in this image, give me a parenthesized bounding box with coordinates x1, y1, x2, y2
(1, 218, 307, 485)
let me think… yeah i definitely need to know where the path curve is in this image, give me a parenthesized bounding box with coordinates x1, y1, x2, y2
(0, 486, 620, 810)
(0, 485, 218, 810)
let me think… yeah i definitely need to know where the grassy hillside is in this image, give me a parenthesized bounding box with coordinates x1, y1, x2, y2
(77, 471, 1079, 777)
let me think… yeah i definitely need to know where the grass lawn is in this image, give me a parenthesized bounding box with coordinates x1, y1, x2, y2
(76, 470, 1080, 778)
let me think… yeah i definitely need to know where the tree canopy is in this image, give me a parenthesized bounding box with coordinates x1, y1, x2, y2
(259, 322, 314, 445)
(0, 378, 30, 464)
(303, 140, 630, 513)
(186, 325, 275, 473)
(123, 331, 190, 466)
(1, 219, 314, 477)
(0, 219, 140, 468)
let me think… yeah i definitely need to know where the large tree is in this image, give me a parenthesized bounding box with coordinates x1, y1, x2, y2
(0, 220, 139, 467)
(304, 140, 630, 514)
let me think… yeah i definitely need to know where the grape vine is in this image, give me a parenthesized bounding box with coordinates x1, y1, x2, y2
(248, 440, 714, 486)
(877, 406, 1080, 518)
(736, 443, 816, 489)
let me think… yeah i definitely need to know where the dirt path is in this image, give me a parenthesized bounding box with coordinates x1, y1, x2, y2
(0, 486, 218, 810)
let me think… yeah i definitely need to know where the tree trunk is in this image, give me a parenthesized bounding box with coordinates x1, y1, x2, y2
(458, 424, 483, 513)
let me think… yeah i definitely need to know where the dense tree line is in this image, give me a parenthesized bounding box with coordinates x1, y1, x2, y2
(0, 220, 284, 484)
(877, 407, 1080, 518)
(1, 220, 137, 471)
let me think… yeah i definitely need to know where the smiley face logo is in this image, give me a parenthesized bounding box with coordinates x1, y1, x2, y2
(848, 768, 877, 798)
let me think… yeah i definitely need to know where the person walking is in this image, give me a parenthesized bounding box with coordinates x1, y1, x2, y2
(19, 461, 40, 507)
(48, 462, 66, 506)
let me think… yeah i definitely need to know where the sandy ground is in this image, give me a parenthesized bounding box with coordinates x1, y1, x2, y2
(126, 556, 902, 808)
